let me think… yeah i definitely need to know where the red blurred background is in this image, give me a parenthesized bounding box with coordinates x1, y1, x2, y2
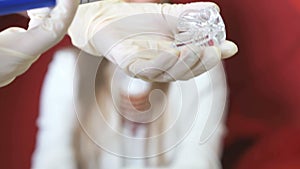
(0, 0, 300, 168)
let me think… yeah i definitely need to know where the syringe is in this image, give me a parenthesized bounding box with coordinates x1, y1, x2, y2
(174, 7, 226, 47)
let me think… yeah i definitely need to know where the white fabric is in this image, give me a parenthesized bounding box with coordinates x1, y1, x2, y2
(68, 0, 238, 82)
(0, 0, 78, 87)
(31, 48, 78, 169)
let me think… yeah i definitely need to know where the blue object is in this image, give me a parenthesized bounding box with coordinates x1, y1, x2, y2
(0, 0, 56, 16)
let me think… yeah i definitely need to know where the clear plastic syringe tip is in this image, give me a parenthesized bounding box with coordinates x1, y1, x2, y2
(174, 7, 226, 47)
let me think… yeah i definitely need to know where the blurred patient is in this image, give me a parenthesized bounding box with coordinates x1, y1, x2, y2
(31, 1, 232, 169)
(31, 45, 227, 169)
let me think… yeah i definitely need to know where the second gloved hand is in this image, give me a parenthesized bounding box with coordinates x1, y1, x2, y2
(69, 0, 238, 82)
(0, 0, 78, 87)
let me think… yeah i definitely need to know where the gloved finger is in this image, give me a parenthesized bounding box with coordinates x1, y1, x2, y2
(106, 39, 180, 80)
(27, 7, 52, 29)
(14, 0, 79, 56)
(154, 45, 202, 82)
(164, 41, 237, 81)
(129, 48, 179, 80)
(0, 36, 34, 87)
(219, 40, 238, 59)
(180, 46, 221, 80)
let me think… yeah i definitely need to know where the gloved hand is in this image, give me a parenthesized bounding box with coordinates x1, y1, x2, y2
(69, 0, 238, 82)
(0, 0, 78, 87)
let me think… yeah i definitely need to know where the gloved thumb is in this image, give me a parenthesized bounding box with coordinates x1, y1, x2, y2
(219, 40, 238, 59)
(25, 0, 79, 56)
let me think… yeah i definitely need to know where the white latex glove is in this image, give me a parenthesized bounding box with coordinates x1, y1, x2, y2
(69, 0, 237, 82)
(0, 0, 78, 87)
(31, 48, 78, 169)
